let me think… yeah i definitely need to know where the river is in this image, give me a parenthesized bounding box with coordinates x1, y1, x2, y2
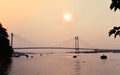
(1, 49, 120, 75)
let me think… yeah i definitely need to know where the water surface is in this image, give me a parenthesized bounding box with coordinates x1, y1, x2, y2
(4, 50, 120, 75)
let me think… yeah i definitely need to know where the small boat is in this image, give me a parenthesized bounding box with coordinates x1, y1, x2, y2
(100, 54, 107, 59)
(73, 55, 77, 58)
(25, 54, 29, 57)
(40, 54, 42, 56)
(30, 56, 33, 58)
(12, 53, 20, 57)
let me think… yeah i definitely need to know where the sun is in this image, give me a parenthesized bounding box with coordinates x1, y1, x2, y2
(64, 13, 71, 21)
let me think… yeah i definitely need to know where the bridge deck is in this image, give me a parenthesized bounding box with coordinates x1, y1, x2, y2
(13, 47, 120, 53)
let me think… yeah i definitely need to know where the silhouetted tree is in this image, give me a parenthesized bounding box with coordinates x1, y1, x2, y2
(0, 23, 8, 38)
(0, 23, 13, 57)
(109, 0, 120, 38)
(109, 26, 120, 38)
(110, 0, 120, 11)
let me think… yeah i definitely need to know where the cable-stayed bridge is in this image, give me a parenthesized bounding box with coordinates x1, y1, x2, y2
(9, 33, 120, 53)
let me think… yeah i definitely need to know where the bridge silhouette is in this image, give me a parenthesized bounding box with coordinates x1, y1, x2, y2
(9, 33, 120, 53)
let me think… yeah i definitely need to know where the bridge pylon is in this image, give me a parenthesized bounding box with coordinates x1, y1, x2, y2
(75, 36, 79, 53)
(11, 33, 14, 47)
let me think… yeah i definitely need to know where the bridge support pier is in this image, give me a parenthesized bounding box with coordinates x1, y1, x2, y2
(75, 36, 79, 53)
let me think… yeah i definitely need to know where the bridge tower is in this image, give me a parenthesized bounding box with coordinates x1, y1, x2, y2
(10, 33, 14, 47)
(75, 36, 79, 53)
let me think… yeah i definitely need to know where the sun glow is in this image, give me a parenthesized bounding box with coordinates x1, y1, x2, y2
(64, 13, 71, 21)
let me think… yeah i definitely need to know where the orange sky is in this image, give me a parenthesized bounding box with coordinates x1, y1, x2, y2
(0, 0, 120, 49)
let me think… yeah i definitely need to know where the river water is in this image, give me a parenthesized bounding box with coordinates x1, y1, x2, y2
(1, 50, 120, 75)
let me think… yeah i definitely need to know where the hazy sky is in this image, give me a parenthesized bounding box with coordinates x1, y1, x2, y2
(0, 0, 120, 49)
